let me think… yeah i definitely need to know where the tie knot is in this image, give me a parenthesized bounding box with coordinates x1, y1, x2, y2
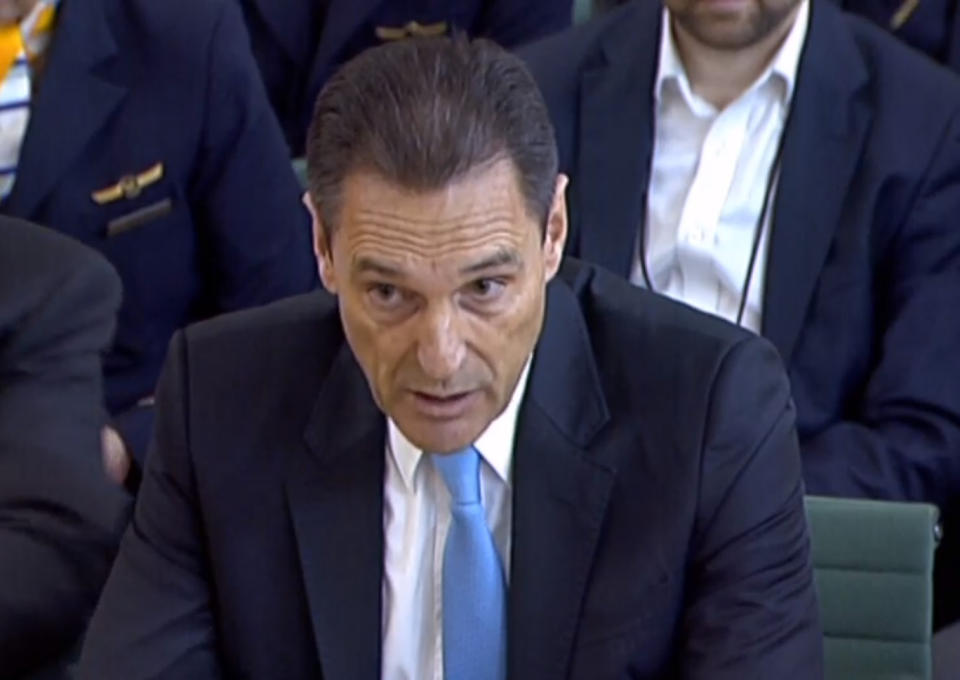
(431, 447, 481, 506)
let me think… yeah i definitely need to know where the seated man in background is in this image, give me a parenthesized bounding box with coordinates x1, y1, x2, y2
(78, 36, 822, 680)
(0, 0, 317, 476)
(831, 0, 960, 71)
(236, 0, 574, 154)
(520, 0, 960, 627)
(0, 217, 128, 679)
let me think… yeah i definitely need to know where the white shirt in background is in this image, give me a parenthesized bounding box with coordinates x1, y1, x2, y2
(633, 2, 810, 332)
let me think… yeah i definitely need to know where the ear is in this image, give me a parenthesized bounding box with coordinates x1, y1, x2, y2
(302, 192, 338, 294)
(542, 174, 569, 282)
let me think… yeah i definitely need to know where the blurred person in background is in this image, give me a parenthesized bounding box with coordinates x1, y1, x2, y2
(0, 0, 317, 483)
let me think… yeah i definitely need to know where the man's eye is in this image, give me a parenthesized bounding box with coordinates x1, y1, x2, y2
(368, 283, 402, 306)
(468, 278, 506, 300)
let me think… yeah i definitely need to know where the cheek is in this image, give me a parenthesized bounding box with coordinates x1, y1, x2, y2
(468, 285, 545, 366)
(339, 300, 409, 399)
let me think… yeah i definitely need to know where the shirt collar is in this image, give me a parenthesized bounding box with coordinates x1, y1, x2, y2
(388, 357, 533, 492)
(655, 1, 809, 111)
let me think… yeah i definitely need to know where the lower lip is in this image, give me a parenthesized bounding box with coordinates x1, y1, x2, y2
(700, 0, 749, 9)
(410, 391, 479, 419)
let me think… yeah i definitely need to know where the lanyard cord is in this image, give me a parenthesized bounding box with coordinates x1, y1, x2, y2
(638, 108, 794, 328)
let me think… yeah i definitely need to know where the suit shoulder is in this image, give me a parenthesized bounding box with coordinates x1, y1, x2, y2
(560, 258, 758, 361)
(186, 291, 339, 355)
(182, 292, 342, 381)
(557, 260, 789, 458)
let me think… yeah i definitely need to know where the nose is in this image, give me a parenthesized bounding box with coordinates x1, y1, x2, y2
(416, 302, 466, 382)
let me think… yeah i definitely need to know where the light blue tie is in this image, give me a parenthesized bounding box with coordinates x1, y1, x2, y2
(432, 447, 507, 680)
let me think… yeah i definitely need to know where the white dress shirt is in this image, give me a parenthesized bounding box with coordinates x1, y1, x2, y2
(381, 361, 531, 680)
(632, 2, 809, 332)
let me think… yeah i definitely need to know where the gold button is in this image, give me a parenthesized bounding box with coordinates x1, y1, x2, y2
(119, 175, 141, 200)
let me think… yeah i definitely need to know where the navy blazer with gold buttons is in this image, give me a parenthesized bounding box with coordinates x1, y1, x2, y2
(0, 0, 318, 460)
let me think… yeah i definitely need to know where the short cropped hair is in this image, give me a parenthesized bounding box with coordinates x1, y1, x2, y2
(305, 35, 559, 234)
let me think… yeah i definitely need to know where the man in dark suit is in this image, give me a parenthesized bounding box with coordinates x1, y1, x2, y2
(77, 36, 822, 679)
(0, 217, 129, 678)
(519, 0, 960, 626)
(0, 0, 317, 470)
(236, 0, 574, 154)
(832, 0, 960, 71)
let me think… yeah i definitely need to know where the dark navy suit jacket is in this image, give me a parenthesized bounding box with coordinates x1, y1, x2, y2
(0, 0, 318, 460)
(237, 0, 574, 154)
(0, 218, 128, 678)
(519, 0, 960, 626)
(77, 260, 822, 680)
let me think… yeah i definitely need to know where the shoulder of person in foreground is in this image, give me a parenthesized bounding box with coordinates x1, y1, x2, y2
(0, 217, 130, 678)
(75, 288, 342, 679)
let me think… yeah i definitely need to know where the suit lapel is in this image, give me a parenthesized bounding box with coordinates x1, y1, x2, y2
(575, 2, 661, 278)
(508, 280, 615, 680)
(287, 342, 386, 680)
(4, 0, 126, 218)
(762, 0, 871, 363)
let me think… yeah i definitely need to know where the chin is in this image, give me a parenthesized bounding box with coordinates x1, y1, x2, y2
(399, 416, 485, 455)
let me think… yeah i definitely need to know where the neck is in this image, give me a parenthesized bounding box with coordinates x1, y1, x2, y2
(672, 4, 802, 110)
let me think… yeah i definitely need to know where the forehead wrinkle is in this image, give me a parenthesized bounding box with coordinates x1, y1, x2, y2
(347, 229, 526, 273)
(348, 225, 524, 254)
(353, 208, 516, 231)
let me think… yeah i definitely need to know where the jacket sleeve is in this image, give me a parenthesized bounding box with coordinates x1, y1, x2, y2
(77, 332, 222, 680)
(683, 336, 824, 679)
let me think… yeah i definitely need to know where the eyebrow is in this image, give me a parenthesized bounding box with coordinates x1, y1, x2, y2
(460, 249, 522, 275)
(353, 257, 404, 278)
(351, 249, 522, 279)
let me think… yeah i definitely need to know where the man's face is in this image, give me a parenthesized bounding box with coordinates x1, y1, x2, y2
(664, 0, 802, 50)
(0, 0, 39, 26)
(309, 160, 567, 454)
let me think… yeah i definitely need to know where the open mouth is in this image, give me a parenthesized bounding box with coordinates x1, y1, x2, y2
(410, 390, 478, 419)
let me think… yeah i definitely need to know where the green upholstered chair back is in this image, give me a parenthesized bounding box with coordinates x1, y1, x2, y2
(573, 0, 594, 24)
(805, 495, 940, 680)
(292, 157, 308, 190)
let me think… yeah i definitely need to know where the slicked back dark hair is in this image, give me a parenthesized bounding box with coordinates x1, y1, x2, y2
(305, 35, 559, 235)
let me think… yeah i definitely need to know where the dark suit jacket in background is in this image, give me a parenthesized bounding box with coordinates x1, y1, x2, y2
(520, 3, 960, 623)
(237, 0, 574, 154)
(0, 0, 318, 461)
(77, 260, 823, 680)
(831, 0, 960, 71)
(0, 218, 129, 678)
